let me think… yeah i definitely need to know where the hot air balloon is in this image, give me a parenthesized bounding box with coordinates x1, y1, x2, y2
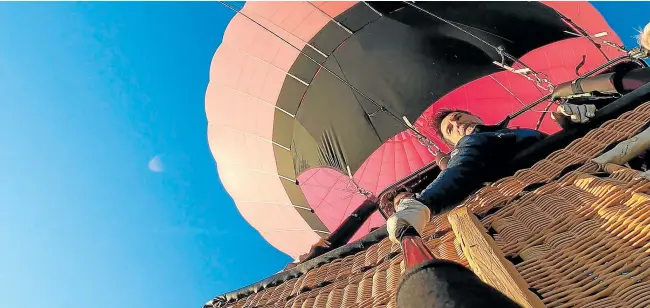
(205, 1, 628, 258)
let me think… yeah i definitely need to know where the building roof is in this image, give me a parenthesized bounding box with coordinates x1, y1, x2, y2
(205, 95, 650, 308)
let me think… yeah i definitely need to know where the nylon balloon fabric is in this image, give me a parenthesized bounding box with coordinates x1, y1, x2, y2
(206, 1, 626, 258)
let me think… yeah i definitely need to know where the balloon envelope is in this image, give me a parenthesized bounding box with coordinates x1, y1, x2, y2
(206, 1, 625, 258)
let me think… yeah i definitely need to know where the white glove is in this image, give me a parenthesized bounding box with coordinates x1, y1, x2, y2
(557, 103, 597, 123)
(639, 22, 649, 51)
(387, 198, 431, 244)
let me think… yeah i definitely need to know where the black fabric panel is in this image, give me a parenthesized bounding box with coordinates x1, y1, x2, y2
(309, 21, 352, 56)
(272, 1, 382, 220)
(273, 82, 306, 150)
(273, 143, 297, 180)
(275, 78, 309, 116)
(275, 1, 575, 177)
(387, 2, 574, 76)
(281, 178, 330, 233)
(293, 60, 385, 175)
(335, 2, 381, 32)
(331, 1, 574, 126)
(272, 145, 330, 233)
(290, 46, 327, 84)
(291, 121, 327, 173)
(330, 16, 498, 125)
(269, 111, 296, 151)
(272, 99, 330, 233)
(365, 2, 407, 15)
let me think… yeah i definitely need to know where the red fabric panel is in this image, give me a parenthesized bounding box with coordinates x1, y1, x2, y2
(207, 1, 358, 258)
(543, 1, 624, 46)
(297, 167, 373, 232)
(211, 1, 627, 256)
(305, 31, 626, 244)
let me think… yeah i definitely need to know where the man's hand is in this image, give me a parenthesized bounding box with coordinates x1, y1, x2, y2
(284, 238, 332, 271)
(387, 198, 431, 244)
(556, 103, 597, 123)
(296, 238, 331, 262)
(310, 238, 331, 252)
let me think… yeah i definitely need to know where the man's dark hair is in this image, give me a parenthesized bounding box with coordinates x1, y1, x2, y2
(429, 108, 474, 145)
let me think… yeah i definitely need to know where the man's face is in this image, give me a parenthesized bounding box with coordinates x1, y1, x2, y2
(440, 111, 483, 146)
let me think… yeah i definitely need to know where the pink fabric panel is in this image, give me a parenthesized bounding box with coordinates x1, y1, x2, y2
(207, 126, 279, 177)
(208, 1, 625, 257)
(239, 1, 356, 65)
(298, 167, 386, 237)
(415, 38, 625, 154)
(354, 132, 436, 195)
(237, 201, 316, 233)
(543, 1, 623, 45)
(213, 157, 289, 204)
(217, 165, 319, 257)
(208, 2, 357, 258)
(297, 167, 366, 232)
(205, 83, 277, 141)
(313, 1, 358, 17)
(301, 34, 627, 244)
(258, 229, 323, 260)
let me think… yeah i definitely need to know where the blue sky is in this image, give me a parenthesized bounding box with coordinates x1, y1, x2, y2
(0, 2, 648, 308)
(0, 2, 288, 308)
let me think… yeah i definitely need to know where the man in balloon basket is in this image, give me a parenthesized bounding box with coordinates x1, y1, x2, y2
(383, 63, 650, 307)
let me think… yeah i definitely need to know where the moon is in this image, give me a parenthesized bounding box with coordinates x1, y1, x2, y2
(148, 155, 164, 173)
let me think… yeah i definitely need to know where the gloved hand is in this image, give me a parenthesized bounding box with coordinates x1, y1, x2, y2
(639, 22, 650, 51)
(556, 103, 597, 123)
(387, 198, 431, 244)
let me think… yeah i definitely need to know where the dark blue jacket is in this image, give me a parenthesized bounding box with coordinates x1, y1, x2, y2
(416, 127, 546, 214)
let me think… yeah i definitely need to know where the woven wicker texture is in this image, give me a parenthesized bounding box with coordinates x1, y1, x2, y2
(220, 215, 465, 308)
(477, 102, 650, 307)
(210, 101, 650, 308)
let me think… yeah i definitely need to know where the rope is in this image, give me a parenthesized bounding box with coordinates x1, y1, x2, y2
(535, 101, 556, 131)
(219, 1, 439, 149)
(550, 7, 648, 67)
(562, 22, 611, 61)
(492, 61, 554, 92)
(563, 30, 626, 53)
(402, 116, 442, 156)
(543, 4, 625, 64)
(552, 10, 648, 65)
(403, 1, 555, 93)
(345, 165, 373, 199)
(225, 2, 328, 58)
(404, 1, 647, 126)
(502, 54, 639, 126)
(412, 130, 442, 156)
(221, 1, 645, 157)
(488, 75, 550, 114)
